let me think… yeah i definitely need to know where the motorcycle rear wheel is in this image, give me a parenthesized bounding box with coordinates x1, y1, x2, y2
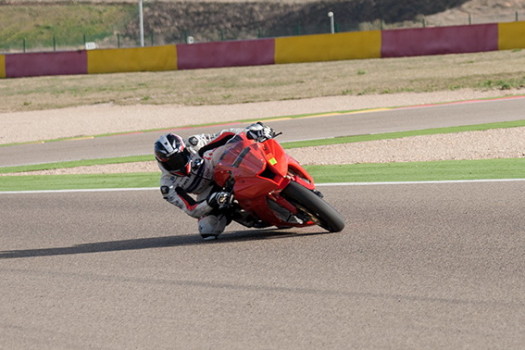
(281, 181, 345, 232)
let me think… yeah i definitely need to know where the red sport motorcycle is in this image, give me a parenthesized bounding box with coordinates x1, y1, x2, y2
(212, 131, 345, 232)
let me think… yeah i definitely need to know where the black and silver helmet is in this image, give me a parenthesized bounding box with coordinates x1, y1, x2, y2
(154, 133, 191, 176)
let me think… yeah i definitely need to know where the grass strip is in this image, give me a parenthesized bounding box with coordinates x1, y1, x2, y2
(0, 155, 153, 174)
(282, 119, 525, 148)
(1, 158, 523, 192)
(306, 158, 525, 183)
(0, 173, 158, 192)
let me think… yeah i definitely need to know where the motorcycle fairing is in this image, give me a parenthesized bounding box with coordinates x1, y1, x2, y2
(213, 132, 318, 228)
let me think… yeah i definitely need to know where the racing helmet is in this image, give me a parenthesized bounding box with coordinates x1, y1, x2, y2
(154, 133, 192, 176)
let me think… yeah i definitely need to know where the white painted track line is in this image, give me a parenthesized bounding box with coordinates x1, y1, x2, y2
(1, 178, 524, 195)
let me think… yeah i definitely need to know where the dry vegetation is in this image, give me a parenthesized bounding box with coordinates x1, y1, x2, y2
(1, 49, 525, 113)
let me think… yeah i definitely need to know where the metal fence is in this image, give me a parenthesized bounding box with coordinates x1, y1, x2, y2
(2, 10, 525, 54)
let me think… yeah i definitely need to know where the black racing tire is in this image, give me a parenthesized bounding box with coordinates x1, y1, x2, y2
(281, 181, 345, 232)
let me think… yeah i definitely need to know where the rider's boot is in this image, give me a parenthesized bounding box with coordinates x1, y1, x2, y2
(198, 214, 227, 240)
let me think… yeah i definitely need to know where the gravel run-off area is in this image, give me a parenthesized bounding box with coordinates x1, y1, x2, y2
(1, 89, 524, 175)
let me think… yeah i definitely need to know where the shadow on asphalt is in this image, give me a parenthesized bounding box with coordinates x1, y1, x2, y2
(0, 229, 331, 259)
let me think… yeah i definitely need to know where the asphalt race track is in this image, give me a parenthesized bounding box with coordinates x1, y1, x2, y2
(1, 96, 525, 166)
(1, 183, 524, 349)
(1, 98, 525, 349)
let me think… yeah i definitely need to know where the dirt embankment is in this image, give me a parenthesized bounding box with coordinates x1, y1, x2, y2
(122, 0, 525, 42)
(125, 0, 471, 42)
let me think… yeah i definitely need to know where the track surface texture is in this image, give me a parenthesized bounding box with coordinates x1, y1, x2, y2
(1, 183, 524, 349)
(1, 94, 525, 348)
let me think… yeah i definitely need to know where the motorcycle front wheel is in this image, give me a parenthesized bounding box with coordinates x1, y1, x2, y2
(281, 181, 345, 232)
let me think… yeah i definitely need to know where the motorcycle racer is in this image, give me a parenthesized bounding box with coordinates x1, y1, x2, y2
(154, 122, 274, 239)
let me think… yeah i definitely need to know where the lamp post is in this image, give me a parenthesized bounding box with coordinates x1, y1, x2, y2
(139, 0, 144, 47)
(328, 11, 335, 34)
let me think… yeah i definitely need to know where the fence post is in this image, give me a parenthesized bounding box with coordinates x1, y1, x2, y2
(516, 11, 519, 21)
(23, 38, 26, 53)
(468, 13, 472, 25)
(139, 0, 144, 47)
(117, 34, 121, 48)
(53, 35, 56, 51)
(328, 12, 335, 34)
(83, 34, 86, 47)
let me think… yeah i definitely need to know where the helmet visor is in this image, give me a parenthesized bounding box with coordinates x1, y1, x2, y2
(162, 151, 190, 173)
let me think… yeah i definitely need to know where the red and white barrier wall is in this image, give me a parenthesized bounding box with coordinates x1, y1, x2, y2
(1, 21, 525, 79)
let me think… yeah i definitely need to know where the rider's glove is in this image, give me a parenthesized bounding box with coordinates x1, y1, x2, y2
(207, 191, 233, 210)
(246, 122, 274, 143)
